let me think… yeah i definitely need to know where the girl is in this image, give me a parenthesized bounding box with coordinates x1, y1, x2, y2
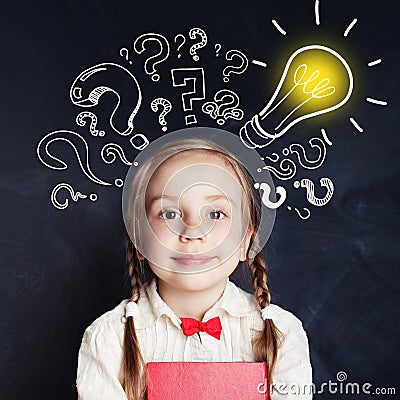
(76, 133, 313, 400)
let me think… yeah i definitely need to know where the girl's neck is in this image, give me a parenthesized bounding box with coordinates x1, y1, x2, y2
(156, 278, 228, 321)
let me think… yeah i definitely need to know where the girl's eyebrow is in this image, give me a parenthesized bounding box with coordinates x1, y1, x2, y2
(150, 194, 236, 206)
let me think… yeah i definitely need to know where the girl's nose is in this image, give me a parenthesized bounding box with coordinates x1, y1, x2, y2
(179, 225, 208, 242)
(179, 215, 209, 242)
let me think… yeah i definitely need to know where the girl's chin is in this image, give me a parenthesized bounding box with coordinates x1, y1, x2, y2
(153, 265, 236, 293)
(162, 276, 226, 292)
(148, 257, 224, 274)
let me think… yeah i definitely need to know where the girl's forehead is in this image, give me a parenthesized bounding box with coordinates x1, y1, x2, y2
(150, 152, 236, 183)
(145, 151, 241, 200)
(164, 150, 227, 167)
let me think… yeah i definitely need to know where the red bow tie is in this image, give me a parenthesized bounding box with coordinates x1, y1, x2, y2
(180, 316, 222, 340)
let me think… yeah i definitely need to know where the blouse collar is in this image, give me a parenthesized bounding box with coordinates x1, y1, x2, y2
(133, 278, 257, 330)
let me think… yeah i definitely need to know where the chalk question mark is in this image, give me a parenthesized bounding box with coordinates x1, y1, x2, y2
(287, 206, 311, 220)
(188, 28, 207, 61)
(51, 182, 97, 210)
(171, 67, 205, 125)
(76, 111, 105, 137)
(151, 98, 172, 132)
(70, 63, 142, 136)
(174, 34, 186, 58)
(133, 33, 170, 81)
(202, 89, 244, 125)
(254, 182, 287, 209)
(294, 177, 334, 206)
(223, 49, 249, 83)
(215, 43, 222, 57)
(119, 48, 132, 64)
(214, 90, 243, 124)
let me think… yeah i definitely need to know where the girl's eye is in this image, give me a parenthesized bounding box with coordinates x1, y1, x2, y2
(159, 209, 227, 220)
(160, 210, 181, 220)
(207, 210, 227, 220)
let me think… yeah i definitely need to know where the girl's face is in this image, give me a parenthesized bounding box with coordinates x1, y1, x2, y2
(140, 150, 253, 292)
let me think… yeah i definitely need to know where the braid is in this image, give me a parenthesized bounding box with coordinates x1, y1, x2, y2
(250, 252, 271, 308)
(120, 234, 147, 400)
(126, 238, 143, 297)
(250, 251, 283, 385)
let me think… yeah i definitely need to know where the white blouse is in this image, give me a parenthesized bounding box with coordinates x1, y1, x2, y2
(76, 278, 313, 399)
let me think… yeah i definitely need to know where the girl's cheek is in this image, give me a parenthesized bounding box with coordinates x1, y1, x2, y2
(149, 220, 176, 240)
(146, 213, 164, 227)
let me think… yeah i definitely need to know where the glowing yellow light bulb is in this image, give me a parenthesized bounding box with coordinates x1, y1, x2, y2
(240, 45, 353, 148)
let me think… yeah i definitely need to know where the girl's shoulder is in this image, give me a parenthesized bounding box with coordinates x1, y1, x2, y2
(232, 281, 307, 333)
(78, 298, 131, 356)
(80, 298, 130, 340)
(87, 298, 130, 327)
(81, 280, 156, 338)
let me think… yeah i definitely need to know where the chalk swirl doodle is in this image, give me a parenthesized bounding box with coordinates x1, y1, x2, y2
(265, 153, 279, 162)
(37, 130, 111, 186)
(283, 137, 327, 169)
(101, 143, 132, 166)
(263, 158, 297, 180)
(263, 135, 327, 180)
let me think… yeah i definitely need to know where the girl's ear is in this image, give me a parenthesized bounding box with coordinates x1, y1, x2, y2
(239, 227, 254, 261)
(136, 251, 145, 260)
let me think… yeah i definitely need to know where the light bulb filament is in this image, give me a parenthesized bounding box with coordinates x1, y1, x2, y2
(271, 64, 336, 130)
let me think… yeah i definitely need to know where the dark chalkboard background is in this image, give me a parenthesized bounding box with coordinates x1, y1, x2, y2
(1, 0, 399, 399)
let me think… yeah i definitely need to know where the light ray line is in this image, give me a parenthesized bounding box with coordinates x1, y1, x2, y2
(367, 59, 382, 67)
(252, 60, 268, 68)
(315, 0, 321, 25)
(350, 117, 364, 133)
(344, 18, 358, 37)
(272, 19, 287, 36)
(321, 128, 332, 146)
(366, 97, 388, 106)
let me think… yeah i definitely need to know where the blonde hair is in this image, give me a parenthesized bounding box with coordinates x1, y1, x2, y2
(121, 137, 283, 400)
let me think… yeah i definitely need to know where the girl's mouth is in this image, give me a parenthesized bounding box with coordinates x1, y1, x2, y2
(172, 256, 215, 266)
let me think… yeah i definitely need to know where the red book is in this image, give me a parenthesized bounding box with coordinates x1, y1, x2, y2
(146, 362, 269, 400)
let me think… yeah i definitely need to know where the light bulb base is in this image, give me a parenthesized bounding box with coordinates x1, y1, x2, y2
(239, 114, 276, 149)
